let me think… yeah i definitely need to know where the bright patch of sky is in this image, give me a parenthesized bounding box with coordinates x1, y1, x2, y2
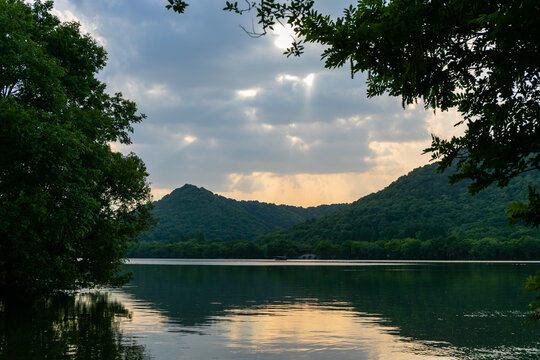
(237, 88, 261, 99)
(272, 24, 295, 50)
(52, 0, 465, 205)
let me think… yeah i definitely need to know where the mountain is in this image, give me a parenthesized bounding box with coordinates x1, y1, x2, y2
(140, 184, 348, 242)
(263, 163, 540, 244)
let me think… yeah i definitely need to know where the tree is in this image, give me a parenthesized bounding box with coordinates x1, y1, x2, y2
(0, 0, 152, 301)
(167, 0, 540, 316)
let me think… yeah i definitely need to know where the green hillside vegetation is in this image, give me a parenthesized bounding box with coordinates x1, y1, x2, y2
(265, 163, 539, 244)
(129, 164, 540, 260)
(139, 184, 347, 242)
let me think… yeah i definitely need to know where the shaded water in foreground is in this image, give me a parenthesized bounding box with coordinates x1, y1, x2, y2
(1, 260, 539, 359)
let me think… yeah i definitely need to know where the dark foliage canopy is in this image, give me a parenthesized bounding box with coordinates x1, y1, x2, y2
(0, 0, 152, 300)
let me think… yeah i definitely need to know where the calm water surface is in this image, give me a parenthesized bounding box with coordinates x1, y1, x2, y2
(1, 260, 539, 359)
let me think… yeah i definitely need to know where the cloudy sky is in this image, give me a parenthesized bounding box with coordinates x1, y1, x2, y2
(51, 0, 464, 206)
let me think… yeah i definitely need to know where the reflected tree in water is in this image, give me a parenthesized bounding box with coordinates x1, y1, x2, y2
(0, 293, 151, 360)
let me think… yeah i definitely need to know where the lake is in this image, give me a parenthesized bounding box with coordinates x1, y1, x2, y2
(1, 260, 539, 359)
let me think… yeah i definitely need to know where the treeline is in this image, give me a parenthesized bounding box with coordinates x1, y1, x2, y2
(127, 236, 540, 260)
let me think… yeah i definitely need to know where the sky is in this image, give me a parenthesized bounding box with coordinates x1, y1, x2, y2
(50, 0, 465, 206)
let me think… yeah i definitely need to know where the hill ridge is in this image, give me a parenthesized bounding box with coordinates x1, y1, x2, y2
(264, 163, 539, 243)
(141, 184, 348, 242)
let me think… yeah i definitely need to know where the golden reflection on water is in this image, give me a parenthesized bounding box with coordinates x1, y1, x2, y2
(108, 291, 455, 360)
(219, 304, 452, 359)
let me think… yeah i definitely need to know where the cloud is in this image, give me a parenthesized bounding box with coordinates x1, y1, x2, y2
(303, 73, 315, 87)
(364, 140, 432, 177)
(271, 24, 295, 50)
(151, 187, 173, 201)
(107, 75, 182, 109)
(108, 141, 132, 154)
(51, 0, 454, 206)
(217, 140, 431, 206)
(218, 172, 365, 206)
(424, 107, 467, 139)
(286, 135, 311, 150)
(237, 88, 261, 99)
(49, 2, 108, 46)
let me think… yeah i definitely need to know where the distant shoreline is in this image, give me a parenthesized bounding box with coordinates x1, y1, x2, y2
(126, 258, 540, 266)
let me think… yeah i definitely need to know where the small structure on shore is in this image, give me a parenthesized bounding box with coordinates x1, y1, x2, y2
(298, 248, 316, 260)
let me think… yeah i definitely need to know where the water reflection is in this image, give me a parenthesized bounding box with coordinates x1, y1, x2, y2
(108, 291, 453, 359)
(2, 263, 538, 360)
(219, 304, 447, 359)
(0, 293, 151, 360)
(118, 262, 539, 359)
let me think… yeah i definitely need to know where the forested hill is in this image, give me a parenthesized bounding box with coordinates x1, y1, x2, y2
(263, 163, 540, 244)
(140, 185, 348, 242)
